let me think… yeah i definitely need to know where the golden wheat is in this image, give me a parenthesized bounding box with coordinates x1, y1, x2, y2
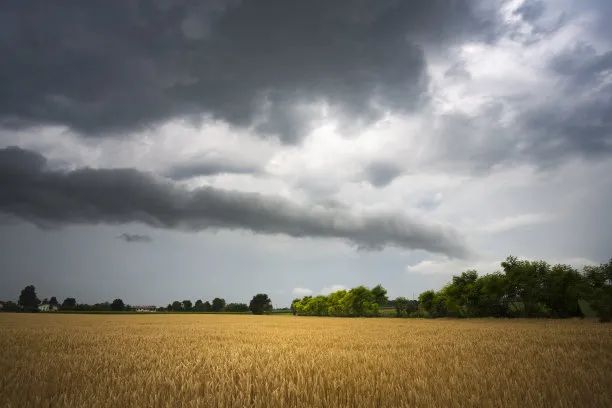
(0, 314, 610, 407)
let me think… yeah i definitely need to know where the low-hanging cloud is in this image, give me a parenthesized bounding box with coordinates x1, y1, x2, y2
(0, 147, 469, 258)
(117, 233, 152, 243)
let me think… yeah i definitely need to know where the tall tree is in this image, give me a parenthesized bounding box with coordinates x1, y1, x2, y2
(211, 298, 226, 312)
(371, 284, 388, 307)
(182, 300, 193, 311)
(584, 260, 612, 322)
(49, 297, 59, 308)
(18, 285, 40, 312)
(249, 294, 272, 315)
(61, 297, 77, 310)
(111, 299, 125, 311)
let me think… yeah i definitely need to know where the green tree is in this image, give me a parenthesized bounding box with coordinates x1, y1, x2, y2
(182, 300, 193, 311)
(474, 272, 508, 317)
(394, 297, 409, 317)
(418, 290, 436, 315)
(194, 299, 204, 311)
(327, 290, 349, 316)
(226, 303, 249, 312)
(110, 299, 125, 311)
(290, 298, 300, 315)
(18, 285, 40, 312)
(542, 264, 587, 317)
(61, 297, 77, 310)
(584, 260, 612, 322)
(171, 300, 182, 311)
(202, 301, 212, 312)
(345, 286, 378, 316)
(211, 298, 226, 312)
(249, 294, 272, 315)
(502, 256, 549, 317)
(371, 284, 388, 307)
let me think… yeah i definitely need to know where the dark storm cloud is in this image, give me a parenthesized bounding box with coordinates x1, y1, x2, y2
(0, 147, 468, 257)
(0, 0, 496, 142)
(520, 45, 612, 163)
(117, 233, 152, 243)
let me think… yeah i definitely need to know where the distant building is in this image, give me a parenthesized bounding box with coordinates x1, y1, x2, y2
(135, 305, 157, 312)
(38, 304, 58, 312)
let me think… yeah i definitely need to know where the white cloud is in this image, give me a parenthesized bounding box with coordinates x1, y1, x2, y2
(319, 284, 347, 295)
(291, 287, 313, 297)
(406, 257, 501, 276)
(479, 213, 556, 234)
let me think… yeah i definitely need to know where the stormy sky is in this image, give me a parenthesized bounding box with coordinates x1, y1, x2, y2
(1, 0, 611, 307)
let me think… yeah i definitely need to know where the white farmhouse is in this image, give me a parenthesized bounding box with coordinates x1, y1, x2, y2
(38, 304, 58, 312)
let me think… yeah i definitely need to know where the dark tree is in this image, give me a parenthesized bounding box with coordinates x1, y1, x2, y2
(194, 299, 204, 311)
(1, 301, 19, 312)
(225, 303, 249, 312)
(371, 284, 388, 307)
(61, 297, 77, 310)
(249, 294, 272, 315)
(171, 301, 183, 311)
(110, 298, 125, 311)
(584, 260, 612, 322)
(211, 298, 226, 312)
(182, 300, 193, 311)
(202, 301, 212, 312)
(18, 285, 40, 312)
(49, 297, 59, 308)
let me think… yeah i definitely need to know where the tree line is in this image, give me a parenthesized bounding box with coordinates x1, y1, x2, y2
(0, 287, 274, 315)
(2, 256, 610, 321)
(416, 256, 611, 321)
(290, 256, 611, 322)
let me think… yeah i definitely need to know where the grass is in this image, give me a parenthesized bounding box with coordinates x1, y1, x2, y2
(0, 314, 610, 407)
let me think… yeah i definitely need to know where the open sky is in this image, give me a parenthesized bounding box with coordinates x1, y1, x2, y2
(1, 0, 611, 307)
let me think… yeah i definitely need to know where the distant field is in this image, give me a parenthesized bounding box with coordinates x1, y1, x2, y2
(1, 314, 610, 407)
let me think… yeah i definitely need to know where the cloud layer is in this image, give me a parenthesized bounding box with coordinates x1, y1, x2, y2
(0, 147, 468, 257)
(0, 0, 496, 142)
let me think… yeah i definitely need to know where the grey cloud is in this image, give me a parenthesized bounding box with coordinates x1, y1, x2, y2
(0, 0, 497, 142)
(514, 0, 545, 22)
(363, 162, 404, 187)
(117, 233, 152, 243)
(0, 147, 469, 258)
(165, 154, 261, 180)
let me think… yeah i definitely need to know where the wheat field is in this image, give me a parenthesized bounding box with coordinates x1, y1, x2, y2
(0, 314, 610, 407)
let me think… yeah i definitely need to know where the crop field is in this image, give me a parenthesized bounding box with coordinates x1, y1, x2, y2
(0, 314, 610, 407)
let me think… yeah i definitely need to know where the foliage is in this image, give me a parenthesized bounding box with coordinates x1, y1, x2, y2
(249, 294, 273, 315)
(18, 285, 40, 312)
(417, 256, 611, 321)
(211, 298, 226, 312)
(226, 303, 249, 312)
(61, 297, 77, 310)
(292, 285, 384, 317)
(110, 299, 125, 311)
(583, 260, 612, 322)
